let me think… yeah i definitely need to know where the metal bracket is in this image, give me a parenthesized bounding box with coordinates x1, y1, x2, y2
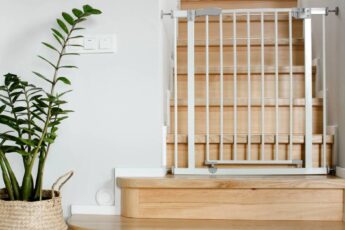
(292, 8, 312, 19)
(208, 164, 218, 174)
(187, 10, 195, 21)
(327, 166, 336, 176)
(161, 10, 173, 19)
(326, 7, 339, 16)
(195, 8, 222, 17)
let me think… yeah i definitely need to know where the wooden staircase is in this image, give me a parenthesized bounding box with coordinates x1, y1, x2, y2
(118, 0, 344, 223)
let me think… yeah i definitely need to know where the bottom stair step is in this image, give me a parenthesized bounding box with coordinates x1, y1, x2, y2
(68, 215, 345, 230)
(118, 176, 345, 221)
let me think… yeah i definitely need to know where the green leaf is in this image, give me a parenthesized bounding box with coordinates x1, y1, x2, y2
(18, 138, 35, 147)
(33, 104, 47, 115)
(0, 105, 6, 113)
(62, 12, 75, 25)
(32, 71, 53, 84)
(83, 5, 93, 13)
(13, 107, 26, 113)
(57, 90, 73, 98)
(66, 44, 83, 47)
(37, 55, 57, 69)
(57, 19, 69, 34)
(54, 100, 67, 105)
(59, 65, 78, 69)
(48, 121, 60, 127)
(53, 34, 63, 45)
(73, 27, 85, 31)
(0, 98, 11, 106)
(31, 112, 45, 122)
(57, 77, 71, 85)
(90, 9, 102, 15)
(51, 28, 65, 41)
(72, 8, 83, 18)
(75, 18, 87, 24)
(35, 98, 49, 108)
(62, 53, 80, 56)
(15, 149, 30, 156)
(70, 35, 84, 39)
(42, 42, 60, 53)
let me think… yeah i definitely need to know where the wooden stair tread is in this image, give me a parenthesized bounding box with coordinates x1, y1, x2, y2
(166, 134, 334, 144)
(178, 65, 314, 74)
(170, 98, 323, 106)
(68, 215, 345, 230)
(118, 175, 345, 189)
(178, 38, 304, 47)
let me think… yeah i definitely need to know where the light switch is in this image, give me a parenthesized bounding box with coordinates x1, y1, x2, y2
(66, 34, 116, 54)
(84, 37, 97, 50)
(99, 37, 113, 49)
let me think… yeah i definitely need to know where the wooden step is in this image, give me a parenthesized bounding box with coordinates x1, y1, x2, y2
(169, 104, 323, 135)
(178, 45, 304, 66)
(181, 0, 298, 10)
(68, 215, 345, 230)
(176, 71, 315, 99)
(178, 19, 303, 41)
(119, 175, 345, 221)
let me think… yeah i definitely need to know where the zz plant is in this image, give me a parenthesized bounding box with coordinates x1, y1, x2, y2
(0, 5, 101, 201)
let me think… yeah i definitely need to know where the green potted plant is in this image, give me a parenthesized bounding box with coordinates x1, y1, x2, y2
(0, 5, 101, 230)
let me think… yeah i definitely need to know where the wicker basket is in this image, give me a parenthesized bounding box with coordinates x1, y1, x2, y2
(0, 172, 73, 230)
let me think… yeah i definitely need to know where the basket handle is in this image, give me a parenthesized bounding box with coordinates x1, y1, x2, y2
(51, 171, 74, 199)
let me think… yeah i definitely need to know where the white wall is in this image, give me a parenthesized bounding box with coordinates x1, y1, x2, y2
(299, 0, 345, 168)
(0, 0, 168, 215)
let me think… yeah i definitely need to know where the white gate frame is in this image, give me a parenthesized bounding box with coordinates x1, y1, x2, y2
(169, 7, 332, 175)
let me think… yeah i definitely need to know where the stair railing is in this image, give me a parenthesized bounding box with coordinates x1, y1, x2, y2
(166, 7, 336, 175)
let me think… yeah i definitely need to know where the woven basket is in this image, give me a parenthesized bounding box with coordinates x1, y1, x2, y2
(0, 171, 73, 230)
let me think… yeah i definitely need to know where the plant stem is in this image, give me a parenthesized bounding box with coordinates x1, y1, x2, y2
(21, 24, 76, 201)
(0, 151, 20, 199)
(0, 154, 14, 200)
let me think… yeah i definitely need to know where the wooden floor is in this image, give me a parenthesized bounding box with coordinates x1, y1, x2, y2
(68, 215, 345, 230)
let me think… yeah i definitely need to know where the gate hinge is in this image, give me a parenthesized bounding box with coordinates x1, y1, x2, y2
(292, 8, 312, 19)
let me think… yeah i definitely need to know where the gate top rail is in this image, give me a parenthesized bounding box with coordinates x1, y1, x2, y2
(162, 7, 338, 19)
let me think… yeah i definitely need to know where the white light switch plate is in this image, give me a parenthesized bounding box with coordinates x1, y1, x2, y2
(66, 34, 117, 54)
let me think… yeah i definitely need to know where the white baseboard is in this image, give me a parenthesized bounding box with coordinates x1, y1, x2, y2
(70, 168, 167, 216)
(114, 167, 167, 215)
(71, 205, 117, 215)
(336, 166, 345, 179)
